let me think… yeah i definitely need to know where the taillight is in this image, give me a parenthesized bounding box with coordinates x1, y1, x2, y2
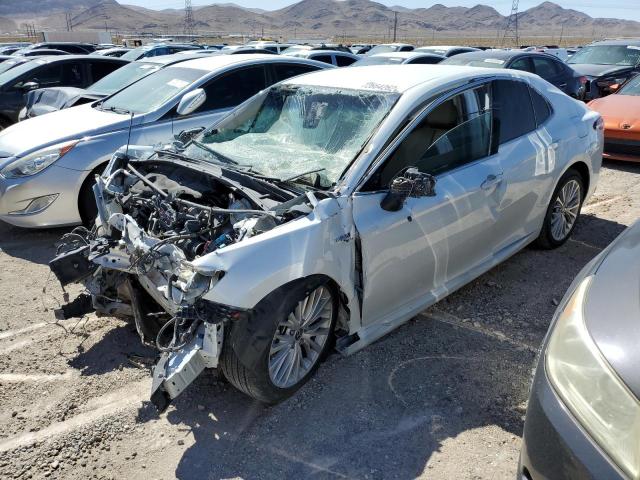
(594, 117, 604, 131)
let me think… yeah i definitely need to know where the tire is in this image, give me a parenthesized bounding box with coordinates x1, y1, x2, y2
(0, 117, 10, 132)
(220, 276, 338, 404)
(534, 169, 584, 249)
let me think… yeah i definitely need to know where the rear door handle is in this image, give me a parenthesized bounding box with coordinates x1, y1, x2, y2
(481, 173, 503, 190)
(558, 83, 567, 88)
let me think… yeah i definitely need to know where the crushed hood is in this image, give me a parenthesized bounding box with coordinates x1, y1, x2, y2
(0, 103, 130, 157)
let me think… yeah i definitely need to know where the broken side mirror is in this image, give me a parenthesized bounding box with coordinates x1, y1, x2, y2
(380, 168, 436, 212)
(175, 126, 205, 144)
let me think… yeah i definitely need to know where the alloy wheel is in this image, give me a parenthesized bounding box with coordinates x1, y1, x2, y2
(550, 179, 581, 241)
(268, 285, 333, 389)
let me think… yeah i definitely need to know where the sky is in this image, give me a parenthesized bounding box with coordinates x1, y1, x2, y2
(122, 0, 640, 21)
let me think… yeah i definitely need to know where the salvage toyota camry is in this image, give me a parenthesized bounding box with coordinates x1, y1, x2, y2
(50, 65, 603, 410)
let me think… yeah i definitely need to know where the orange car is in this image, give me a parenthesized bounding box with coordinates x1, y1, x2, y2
(589, 76, 640, 162)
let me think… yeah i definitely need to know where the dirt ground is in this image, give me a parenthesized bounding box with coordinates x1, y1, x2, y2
(0, 160, 638, 480)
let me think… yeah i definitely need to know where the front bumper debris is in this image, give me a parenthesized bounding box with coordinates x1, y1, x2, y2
(151, 322, 224, 412)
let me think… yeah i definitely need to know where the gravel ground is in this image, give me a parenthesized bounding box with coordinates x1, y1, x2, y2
(0, 160, 638, 480)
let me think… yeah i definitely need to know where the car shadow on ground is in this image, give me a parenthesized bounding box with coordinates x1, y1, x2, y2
(158, 317, 532, 479)
(67, 321, 157, 376)
(0, 220, 70, 265)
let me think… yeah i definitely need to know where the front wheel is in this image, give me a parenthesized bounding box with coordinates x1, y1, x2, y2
(534, 170, 584, 249)
(220, 278, 337, 404)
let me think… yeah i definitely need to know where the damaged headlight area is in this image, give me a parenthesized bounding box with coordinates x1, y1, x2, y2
(48, 151, 310, 411)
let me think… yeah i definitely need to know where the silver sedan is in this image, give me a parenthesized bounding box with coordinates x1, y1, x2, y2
(51, 65, 603, 409)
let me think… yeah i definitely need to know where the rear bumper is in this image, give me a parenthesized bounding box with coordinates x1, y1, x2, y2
(520, 363, 626, 480)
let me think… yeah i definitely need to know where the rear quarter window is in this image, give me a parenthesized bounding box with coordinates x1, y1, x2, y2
(529, 87, 553, 126)
(492, 79, 536, 144)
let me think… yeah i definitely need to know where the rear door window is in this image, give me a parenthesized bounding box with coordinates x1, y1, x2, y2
(509, 57, 534, 73)
(88, 61, 123, 83)
(272, 63, 319, 82)
(312, 54, 333, 65)
(532, 57, 563, 82)
(335, 55, 357, 67)
(492, 79, 536, 144)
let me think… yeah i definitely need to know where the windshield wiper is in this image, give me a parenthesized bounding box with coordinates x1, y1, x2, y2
(104, 105, 132, 115)
(190, 139, 239, 165)
(153, 149, 204, 165)
(283, 168, 326, 182)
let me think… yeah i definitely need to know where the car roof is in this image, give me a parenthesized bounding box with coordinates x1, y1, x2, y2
(165, 53, 331, 71)
(448, 49, 562, 61)
(138, 52, 207, 65)
(19, 55, 127, 65)
(371, 52, 444, 60)
(281, 64, 507, 93)
(590, 39, 640, 46)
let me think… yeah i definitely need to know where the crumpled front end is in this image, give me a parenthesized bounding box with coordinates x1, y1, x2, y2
(49, 147, 313, 411)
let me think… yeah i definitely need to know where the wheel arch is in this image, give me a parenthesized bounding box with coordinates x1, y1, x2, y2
(567, 160, 590, 196)
(77, 160, 110, 223)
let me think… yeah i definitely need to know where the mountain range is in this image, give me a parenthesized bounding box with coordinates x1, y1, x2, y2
(1, 0, 638, 38)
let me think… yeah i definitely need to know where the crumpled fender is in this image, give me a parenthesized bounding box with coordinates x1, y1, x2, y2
(193, 195, 361, 329)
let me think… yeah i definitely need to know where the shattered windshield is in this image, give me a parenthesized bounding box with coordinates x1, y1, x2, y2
(183, 85, 399, 187)
(568, 45, 640, 66)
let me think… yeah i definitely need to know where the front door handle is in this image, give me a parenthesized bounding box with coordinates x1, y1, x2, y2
(481, 173, 503, 190)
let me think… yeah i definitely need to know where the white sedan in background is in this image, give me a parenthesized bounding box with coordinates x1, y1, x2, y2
(51, 65, 603, 410)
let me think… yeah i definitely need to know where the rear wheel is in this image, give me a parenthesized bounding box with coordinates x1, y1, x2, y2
(220, 278, 337, 404)
(534, 169, 584, 249)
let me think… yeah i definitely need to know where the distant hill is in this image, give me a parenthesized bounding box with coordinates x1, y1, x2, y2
(1, 0, 639, 38)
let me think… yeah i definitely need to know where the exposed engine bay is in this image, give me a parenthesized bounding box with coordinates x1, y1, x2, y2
(49, 148, 318, 410)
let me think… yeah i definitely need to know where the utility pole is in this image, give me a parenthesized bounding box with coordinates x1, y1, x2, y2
(502, 0, 519, 47)
(559, 21, 565, 46)
(392, 11, 398, 42)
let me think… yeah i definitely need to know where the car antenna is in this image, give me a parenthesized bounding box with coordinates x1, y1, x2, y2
(125, 110, 134, 159)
